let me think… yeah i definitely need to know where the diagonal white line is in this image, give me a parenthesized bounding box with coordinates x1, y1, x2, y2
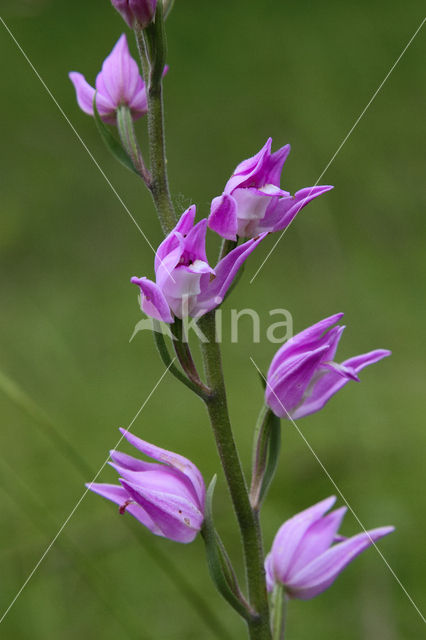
(0, 16, 156, 252)
(0, 359, 175, 626)
(250, 356, 426, 625)
(0, 16, 176, 284)
(250, 16, 426, 284)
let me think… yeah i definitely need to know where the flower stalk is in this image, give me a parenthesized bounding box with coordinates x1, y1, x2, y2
(116, 104, 151, 184)
(271, 584, 287, 640)
(198, 311, 271, 640)
(135, 3, 177, 235)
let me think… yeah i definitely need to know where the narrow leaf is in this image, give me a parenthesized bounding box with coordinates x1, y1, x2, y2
(202, 476, 251, 621)
(257, 369, 267, 390)
(259, 411, 281, 503)
(93, 95, 138, 174)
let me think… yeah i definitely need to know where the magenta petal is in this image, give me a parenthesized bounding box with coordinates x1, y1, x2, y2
(262, 144, 291, 186)
(342, 349, 392, 372)
(99, 34, 140, 108)
(268, 313, 344, 378)
(184, 219, 209, 263)
(270, 497, 337, 584)
(69, 72, 96, 116)
(208, 194, 238, 241)
(265, 553, 275, 592)
(292, 348, 391, 419)
(111, 0, 134, 27)
(119, 429, 205, 509)
(131, 277, 174, 323)
(110, 450, 163, 473)
(193, 234, 266, 315)
(289, 526, 394, 599)
(129, 0, 157, 27)
(120, 479, 202, 543)
(175, 205, 197, 235)
(272, 185, 333, 231)
(287, 507, 347, 579)
(265, 345, 330, 417)
(86, 482, 161, 533)
(225, 139, 272, 193)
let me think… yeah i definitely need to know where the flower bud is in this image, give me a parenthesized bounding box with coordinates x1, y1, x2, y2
(111, 0, 157, 29)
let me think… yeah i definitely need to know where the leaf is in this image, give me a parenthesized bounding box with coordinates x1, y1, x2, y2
(93, 95, 138, 175)
(259, 411, 281, 504)
(202, 476, 251, 621)
(257, 368, 267, 390)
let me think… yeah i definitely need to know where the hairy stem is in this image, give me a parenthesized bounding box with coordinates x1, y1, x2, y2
(199, 311, 271, 640)
(135, 7, 177, 235)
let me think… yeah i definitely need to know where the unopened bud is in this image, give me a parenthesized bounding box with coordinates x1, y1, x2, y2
(111, 0, 157, 29)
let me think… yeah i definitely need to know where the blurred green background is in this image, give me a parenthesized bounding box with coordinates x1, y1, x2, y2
(0, 0, 425, 638)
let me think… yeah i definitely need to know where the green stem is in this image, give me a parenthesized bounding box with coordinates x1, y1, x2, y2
(152, 323, 209, 399)
(135, 7, 177, 235)
(199, 311, 271, 640)
(271, 584, 287, 640)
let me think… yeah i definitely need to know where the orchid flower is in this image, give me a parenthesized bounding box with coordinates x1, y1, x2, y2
(265, 496, 394, 599)
(132, 205, 266, 321)
(88, 429, 205, 543)
(69, 34, 148, 125)
(265, 313, 391, 419)
(208, 138, 332, 240)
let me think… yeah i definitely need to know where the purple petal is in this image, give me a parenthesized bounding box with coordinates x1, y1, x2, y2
(342, 349, 392, 372)
(129, 0, 157, 27)
(183, 219, 209, 263)
(155, 231, 184, 280)
(69, 72, 96, 116)
(288, 526, 395, 599)
(192, 234, 266, 315)
(131, 277, 174, 323)
(262, 143, 291, 186)
(128, 77, 148, 118)
(287, 507, 347, 579)
(268, 313, 344, 379)
(97, 34, 141, 109)
(265, 553, 275, 592)
(109, 449, 163, 473)
(265, 345, 330, 417)
(208, 194, 238, 241)
(323, 360, 360, 381)
(120, 478, 203, 543)
(269, 497, 336, 584)
(271, 185, 333, 232)
(119, 429, 205, 509)
(225, 139, 272, 193)
(175, 205, 197, 235)
(292, 349, 391, 419)
(86, 482, 162, 534)
(111, 0, 134, 27)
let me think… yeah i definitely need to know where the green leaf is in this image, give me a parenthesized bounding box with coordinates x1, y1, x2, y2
(202, 476, 252, 621)
(93, 95, 138, 175)
(259, 411, 281, 504)
(257, 369, 267, 390)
